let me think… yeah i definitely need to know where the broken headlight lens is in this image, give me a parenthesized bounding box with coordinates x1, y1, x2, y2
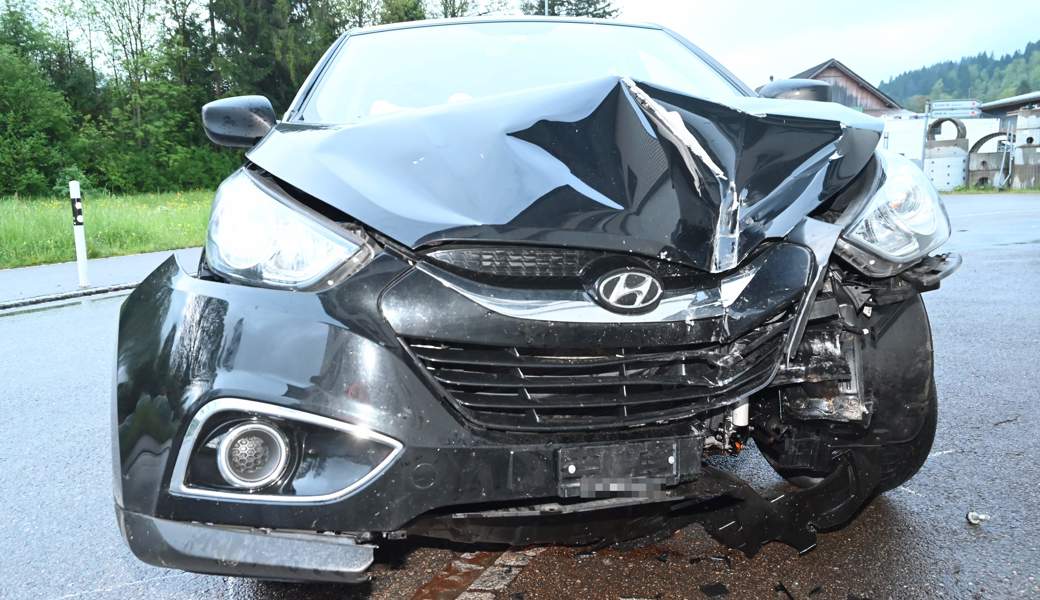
(842, 151, 951, 265)
(205, 169, 374, 289)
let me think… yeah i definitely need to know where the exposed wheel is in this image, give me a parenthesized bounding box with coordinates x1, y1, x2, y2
(764, 383, 936, 493)
(753, 293, 938, 501)
(873, 383, 936, 492)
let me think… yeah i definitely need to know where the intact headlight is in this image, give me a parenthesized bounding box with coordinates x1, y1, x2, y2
(840, 151, 951, 273)
(205, 170, 375, 289)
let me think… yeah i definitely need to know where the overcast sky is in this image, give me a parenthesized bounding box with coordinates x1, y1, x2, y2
(616, 0, 1040, 88)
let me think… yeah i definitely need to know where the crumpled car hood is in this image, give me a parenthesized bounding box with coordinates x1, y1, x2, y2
(248, 76, 882, 273)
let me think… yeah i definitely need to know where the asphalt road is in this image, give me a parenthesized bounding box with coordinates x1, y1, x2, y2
(0, 247, 201, 306)
(0, 193, 1037, 600)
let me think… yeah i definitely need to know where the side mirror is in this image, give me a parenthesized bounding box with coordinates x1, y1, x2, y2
(758, 79, 832, 102)
(201, 95, 277, 148)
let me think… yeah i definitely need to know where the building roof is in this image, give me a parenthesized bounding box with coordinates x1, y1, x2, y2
(981, 91, 1040, 113)
(792, 58, 902, 109)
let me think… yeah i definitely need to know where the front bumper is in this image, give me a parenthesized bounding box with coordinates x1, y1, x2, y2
(113, 247, 829, 579)
(115, 253, 736, 529)
(116, 457, 880, 584)
(116, 506, 374, 583)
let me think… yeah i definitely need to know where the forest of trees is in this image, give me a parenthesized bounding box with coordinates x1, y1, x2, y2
(0, 0, 617, 197)
(879, 40, 1040, 112)
(12, 0, 1031, 199)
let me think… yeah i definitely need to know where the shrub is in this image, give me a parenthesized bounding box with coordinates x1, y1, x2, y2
(0, 45, 74, 196)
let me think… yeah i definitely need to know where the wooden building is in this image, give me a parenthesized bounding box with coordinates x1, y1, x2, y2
(792, 58, 903, 116)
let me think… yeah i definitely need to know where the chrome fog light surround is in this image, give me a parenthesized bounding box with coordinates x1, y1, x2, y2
(217, 422, 290, 490)
(170, 398, 403, 503)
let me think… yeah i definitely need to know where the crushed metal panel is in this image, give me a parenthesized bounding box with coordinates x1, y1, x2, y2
(248, 76, 881, 273)
(621, 78, 739, 272)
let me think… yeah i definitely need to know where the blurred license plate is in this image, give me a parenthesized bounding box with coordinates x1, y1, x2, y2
(557, 436, 701, 498)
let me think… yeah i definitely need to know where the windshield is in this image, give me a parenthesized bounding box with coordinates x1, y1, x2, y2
(300, 21, 743, 124)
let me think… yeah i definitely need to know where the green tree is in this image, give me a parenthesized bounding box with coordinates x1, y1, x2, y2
(437, 0, 509, 17)
(905, 95, 928, 113)
(439, 0, 470, 17)
(0, 46, 74, 195)
(928, 78, 946, 100)
(344, 0, 380, 27)
(521, 0, 617, 18)
(0, 2, 101, 119)
(92, 0, 157, 129)
(209, 0, 344, 110)
(380, 0, 426, 23)
(0, 0, 243, 195)
(880, 40, 1040, 105)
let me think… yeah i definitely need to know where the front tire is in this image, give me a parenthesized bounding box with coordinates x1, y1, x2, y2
(753, 293, 938, 501)
(873, 383, 937, 492)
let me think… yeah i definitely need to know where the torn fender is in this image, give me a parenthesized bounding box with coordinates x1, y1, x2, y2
(249, 76, 882, 272)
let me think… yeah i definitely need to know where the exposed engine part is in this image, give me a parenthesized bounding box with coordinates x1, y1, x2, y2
(702, 403, 748, 455)
(767, 263, 892, 426)
(776, 326, 869, 424)
(782, 385, 868, 423)
(731, 398, 749, 427)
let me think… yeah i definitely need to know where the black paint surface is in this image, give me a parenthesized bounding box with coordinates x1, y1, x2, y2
(0, 194, 1035, 598)
(248, 77, 881, 272)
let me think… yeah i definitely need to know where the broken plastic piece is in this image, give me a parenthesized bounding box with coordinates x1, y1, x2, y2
(774, 581, 796, 600)
(700, 582, 729, 597)
(966, 511, 990, 525)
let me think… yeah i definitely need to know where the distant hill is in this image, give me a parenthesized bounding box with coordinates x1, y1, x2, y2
(879, 40, 1040, 112)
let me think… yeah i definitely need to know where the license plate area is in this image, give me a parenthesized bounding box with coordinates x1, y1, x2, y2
(557, 436, 702, 498)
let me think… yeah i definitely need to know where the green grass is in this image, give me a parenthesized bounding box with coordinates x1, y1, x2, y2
(947, 185, 1040, 194)
(0, 190, 212, 270)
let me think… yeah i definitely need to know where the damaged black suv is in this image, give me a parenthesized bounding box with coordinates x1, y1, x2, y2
(114, 17, 959, 582)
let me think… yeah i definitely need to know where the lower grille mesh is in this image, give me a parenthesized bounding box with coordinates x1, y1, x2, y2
(403, 320, 789, 431)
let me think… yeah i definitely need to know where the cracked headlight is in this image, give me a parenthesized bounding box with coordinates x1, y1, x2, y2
(205, 169, 375, 289)
(840, 151, 950, 274)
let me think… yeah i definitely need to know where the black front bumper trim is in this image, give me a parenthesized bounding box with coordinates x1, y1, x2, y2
(116, 506, 374, 583)
(408, 452, 880, 555)
(899, 252, 962, 291)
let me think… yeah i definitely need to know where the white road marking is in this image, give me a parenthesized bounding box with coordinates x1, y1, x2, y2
(930, 449, 958, 457)
(898, 486, 920, 496)
(461, 547, 549, 595)
(468, 565, 521, 591)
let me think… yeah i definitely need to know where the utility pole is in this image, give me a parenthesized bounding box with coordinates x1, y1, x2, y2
(544, 0, 548, 15)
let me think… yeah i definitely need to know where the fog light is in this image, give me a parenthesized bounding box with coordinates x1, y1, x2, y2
(217, 422, 290, 490)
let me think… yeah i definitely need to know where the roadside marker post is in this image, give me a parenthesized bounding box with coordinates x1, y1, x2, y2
(68, 180, 89, 288)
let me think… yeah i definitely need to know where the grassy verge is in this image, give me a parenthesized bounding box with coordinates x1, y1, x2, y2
(0, 190, 211, 270)
(945, 186, 1040, 194)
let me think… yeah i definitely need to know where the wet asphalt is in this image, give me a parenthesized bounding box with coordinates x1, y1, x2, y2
(0, 193, 1037, 600)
